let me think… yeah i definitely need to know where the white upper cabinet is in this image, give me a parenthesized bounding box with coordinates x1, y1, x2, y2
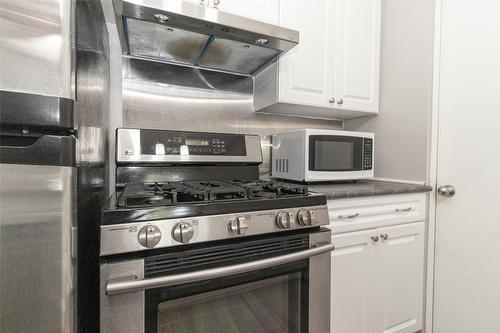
(278, 0, 336, 108)
(278, 0, 380, 112)
(217, 0, 280, 24)
(333, 0, 381, 113)
(254, 0, 381, 120)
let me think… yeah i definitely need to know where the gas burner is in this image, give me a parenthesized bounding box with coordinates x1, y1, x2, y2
(116, 180, 310, 208)
(231, 180, 308, 199)
(183, 181, 247, 201)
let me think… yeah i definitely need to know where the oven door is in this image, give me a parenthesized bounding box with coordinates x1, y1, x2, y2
(307, 135, 373, 181)
(100, 229, 332, 333)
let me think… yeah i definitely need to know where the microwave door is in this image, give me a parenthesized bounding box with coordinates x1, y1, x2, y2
(308, 136, 363, 172)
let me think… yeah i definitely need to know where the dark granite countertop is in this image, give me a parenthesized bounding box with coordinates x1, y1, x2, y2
(306, 180, 432, 199)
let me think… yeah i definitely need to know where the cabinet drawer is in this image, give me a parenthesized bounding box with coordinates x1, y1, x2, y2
(328, 193, 426, 234)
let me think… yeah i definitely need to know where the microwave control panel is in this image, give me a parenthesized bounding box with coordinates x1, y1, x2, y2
(363, 138, 373, 170)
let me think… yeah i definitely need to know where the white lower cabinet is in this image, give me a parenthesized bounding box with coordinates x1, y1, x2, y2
(375, 223, 425, 333)
(331, 222, 425, 333)
(332, 229, 376, 333)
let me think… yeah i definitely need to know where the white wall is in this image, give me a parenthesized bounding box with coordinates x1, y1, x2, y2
(345, 0, 435, 183)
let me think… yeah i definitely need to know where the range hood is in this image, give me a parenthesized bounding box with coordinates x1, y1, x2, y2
(112, 0, 299, 75)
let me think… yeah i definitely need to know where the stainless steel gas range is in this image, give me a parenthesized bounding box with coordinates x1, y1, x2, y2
(100, 128, 334, 333)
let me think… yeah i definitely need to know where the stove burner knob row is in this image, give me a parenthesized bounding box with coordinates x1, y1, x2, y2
(297, 209, 315, 226)
(276, 211, 293, 229)
(138, 225, 162, 248)
(172, 222, 195, 244)
(228, 217, 248, 235)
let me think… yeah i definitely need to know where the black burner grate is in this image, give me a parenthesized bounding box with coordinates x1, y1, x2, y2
(117, 180, 309, 208)
(183, 181, 247, 201)
(232, 180, 309, 199)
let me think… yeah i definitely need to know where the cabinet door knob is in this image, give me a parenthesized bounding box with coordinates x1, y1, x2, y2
(337, 98, 344, 105)
(329, 98, 336, 104)
(371, 235, 379, 242)
(380, 233, 389, 240)
(437, 185, 456, 197)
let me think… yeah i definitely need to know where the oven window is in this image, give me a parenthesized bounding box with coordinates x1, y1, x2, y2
(156, 274, 301, 333)
(309, 135, 363, 171)
(145, 261, 308, 333)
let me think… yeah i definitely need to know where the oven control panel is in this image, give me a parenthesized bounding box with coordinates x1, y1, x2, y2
(141, 131, 241, 156)
(116, 128, 262, 164)
(100, 205, 330, 256)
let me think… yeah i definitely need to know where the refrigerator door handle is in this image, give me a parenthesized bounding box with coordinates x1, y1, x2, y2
(0, 134, 76, 167)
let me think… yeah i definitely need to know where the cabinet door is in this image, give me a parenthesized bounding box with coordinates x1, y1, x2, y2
(375, 222, 425, 333)
(333, 0, 381, 113)
(217, 0, 280, 24)
(331, 229, 376, 333)
(279, 0, 336, 107)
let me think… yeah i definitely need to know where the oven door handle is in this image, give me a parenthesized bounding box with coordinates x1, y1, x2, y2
(105, 242, 335, 296)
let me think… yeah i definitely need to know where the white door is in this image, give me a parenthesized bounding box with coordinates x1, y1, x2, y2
(279, 0, 336, 107)
(333, 0, 380, 113)
(432, 1, 500, 332)
(331, 229, 376, 333)
(217, 0, 280, 24)
(375, 222, 424, 333)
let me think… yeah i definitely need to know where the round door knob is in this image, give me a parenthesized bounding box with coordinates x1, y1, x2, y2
(172, 222, 194, 244)
(371, 235, 379, 242)
(228, 217, 249, 235)
(138, 225, 162, 248)
(297, 209, 314, 226)
(380, 233, 389, 240)
(329, 98, 336, 104)
(337, 98, 344, 105)
(438, 185, 456, 197)
(276, 211, 293, 229)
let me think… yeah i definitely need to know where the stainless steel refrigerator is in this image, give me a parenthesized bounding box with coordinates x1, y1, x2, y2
(0, 0, 110, 332)
(0, 91, 78, 332)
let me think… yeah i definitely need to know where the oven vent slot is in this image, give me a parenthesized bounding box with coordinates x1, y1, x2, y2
(275, 158, 289, 173)
(145, 234, 309, 278)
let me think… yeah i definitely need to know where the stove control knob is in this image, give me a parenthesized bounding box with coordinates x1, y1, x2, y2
(276, 211, 293, 229)
(228, 217, 249, 235)
(138, 225, 162, 248)
(172, 222, 194, 244)
(297, 209, 315, 226)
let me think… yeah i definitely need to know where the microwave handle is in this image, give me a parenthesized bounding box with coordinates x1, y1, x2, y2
(105, 243, 335, 296)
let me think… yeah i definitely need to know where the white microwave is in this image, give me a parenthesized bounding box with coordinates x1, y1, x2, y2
(272, 129, 374, 182)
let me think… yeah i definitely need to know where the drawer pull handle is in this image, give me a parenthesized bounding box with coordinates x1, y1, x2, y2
(338, 213, 359, 219)
(395, 207, 412, 212)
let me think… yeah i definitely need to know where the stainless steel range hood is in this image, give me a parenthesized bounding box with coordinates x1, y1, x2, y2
(112, 0, 299, 75)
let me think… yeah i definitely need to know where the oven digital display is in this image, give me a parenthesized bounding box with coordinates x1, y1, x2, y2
(185, 139, 209, 146)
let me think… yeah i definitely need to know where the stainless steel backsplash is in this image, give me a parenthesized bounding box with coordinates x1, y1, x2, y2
(122, 57, 342, 175)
